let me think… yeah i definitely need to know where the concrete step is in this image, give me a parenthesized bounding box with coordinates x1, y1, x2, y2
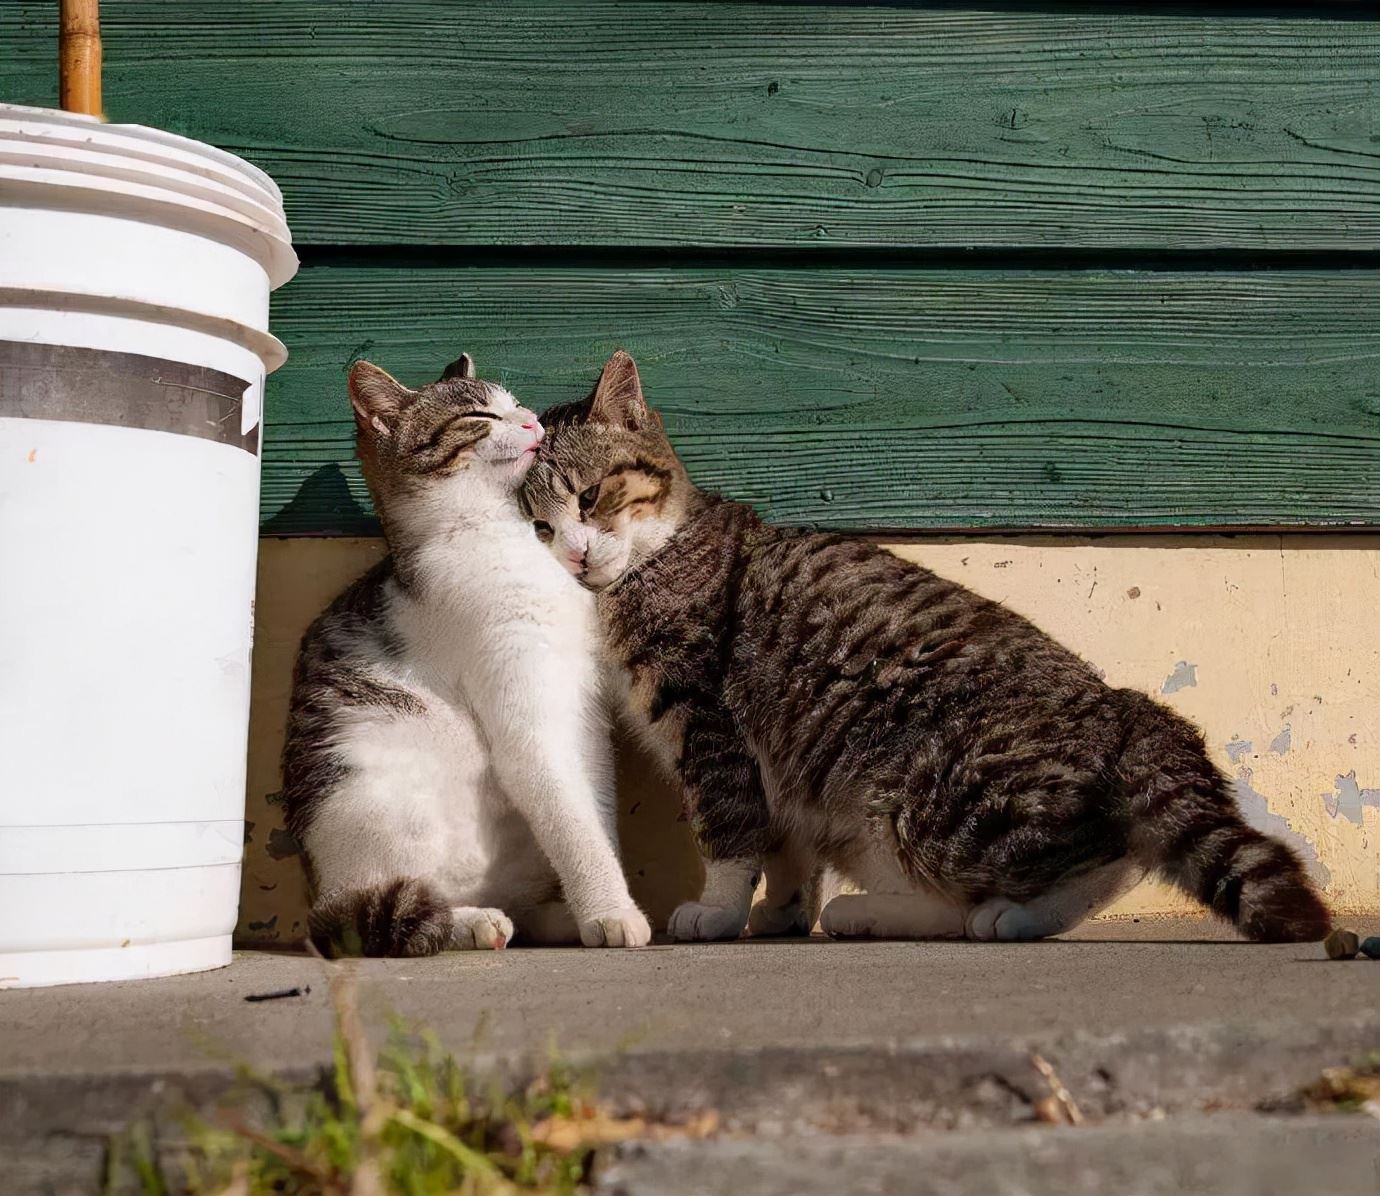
(595, 1115, 1380, 1196)
(4, 928, 1378, 1191)
(6, 1014, 1380, 1144)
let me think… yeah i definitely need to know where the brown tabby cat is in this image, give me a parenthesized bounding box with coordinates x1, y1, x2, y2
(521, 351, 1331, 944)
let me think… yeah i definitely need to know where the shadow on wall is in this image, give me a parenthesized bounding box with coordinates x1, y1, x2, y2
(260, 462, 376, 538)
(236, 538, 701, 949)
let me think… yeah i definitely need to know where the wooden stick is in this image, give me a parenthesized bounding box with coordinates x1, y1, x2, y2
(59, 0, 102, 116)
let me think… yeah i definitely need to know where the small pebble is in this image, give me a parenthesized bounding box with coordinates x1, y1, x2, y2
(1325, 929, 1360, 960)
(1360, 937, 1380, 960)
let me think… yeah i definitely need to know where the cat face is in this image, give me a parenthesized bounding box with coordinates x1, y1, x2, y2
(349, 358, 543, 517)
(522, 351, 689, 589)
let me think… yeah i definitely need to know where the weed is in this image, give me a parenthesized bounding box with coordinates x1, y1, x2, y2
(102, 969, 698, 1196)
(1297, 1052, 1380, 1117)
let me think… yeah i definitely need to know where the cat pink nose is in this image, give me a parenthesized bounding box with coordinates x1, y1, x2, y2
(522, 422, 535, 430)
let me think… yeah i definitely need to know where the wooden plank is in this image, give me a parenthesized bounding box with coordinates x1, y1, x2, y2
(5, 2, 1378, 249)
(259, 266, 1380, 534)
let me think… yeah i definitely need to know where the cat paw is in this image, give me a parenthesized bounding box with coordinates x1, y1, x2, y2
(579, 906, 652, 948)
(818, 895, 876, 938)
(964, 898, 1045, 942)
(993, 906, 1045, 942)
(668, 901, 749, 942)
(452, 907, 514, 950)
(748, 899, 812, 937)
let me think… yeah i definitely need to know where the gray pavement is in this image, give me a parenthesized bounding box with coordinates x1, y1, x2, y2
(3, 918, 1370, 1072)
(4, 919, 1379, 1193)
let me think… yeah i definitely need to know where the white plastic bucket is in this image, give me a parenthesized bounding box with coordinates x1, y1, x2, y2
(0, 104, 297, 987)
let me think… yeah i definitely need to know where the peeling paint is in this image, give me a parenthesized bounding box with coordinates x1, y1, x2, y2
(1323, 771, 1380, 828)
(1161, 660, 1198, 694)
(1225, 738, 1253, 763)
(247, 915, 278, 933)
(266, 828, 303, 860)
(1234, 769, 1330, 887)
(243, 819, 255, 845)
(1126, 586, 1141, 599)
(1269, 725, 1292, 756)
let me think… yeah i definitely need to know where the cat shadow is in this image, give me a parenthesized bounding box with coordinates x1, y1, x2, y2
(260, 462, 379, 536)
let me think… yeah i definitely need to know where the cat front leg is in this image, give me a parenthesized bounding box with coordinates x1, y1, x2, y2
(473, 659, 649, 948)
(489, 745, 650, 947)
(669, 857, 760, 941)
(667, 712, 776, 942)
(748, 844, 817, 937)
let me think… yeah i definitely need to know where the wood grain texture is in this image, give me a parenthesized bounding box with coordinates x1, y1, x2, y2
(5, 2, 1378, 249)
(259, 267, 1380, 534)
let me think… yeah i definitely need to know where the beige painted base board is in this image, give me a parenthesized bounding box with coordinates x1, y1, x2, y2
(238, 535, 1380, 945)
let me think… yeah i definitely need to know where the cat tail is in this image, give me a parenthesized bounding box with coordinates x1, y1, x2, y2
(1118, 693, 1331, 943)
(308, 878, 454, 957)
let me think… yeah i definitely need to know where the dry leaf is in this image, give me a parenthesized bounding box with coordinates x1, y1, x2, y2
(531, 1106, 720, 1153)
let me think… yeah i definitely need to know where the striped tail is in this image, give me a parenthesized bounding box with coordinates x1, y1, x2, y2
(309, 878, 454, 957)
(1118, 693, 1331, 943)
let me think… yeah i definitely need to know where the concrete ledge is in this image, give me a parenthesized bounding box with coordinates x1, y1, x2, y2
(6, 926, 1380, 1193)
(595, 1116, 1380, 1196)
(4, 924, 1378, 1141)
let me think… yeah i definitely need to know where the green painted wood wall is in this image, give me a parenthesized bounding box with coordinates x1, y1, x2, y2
(5, 2, 1378, 533)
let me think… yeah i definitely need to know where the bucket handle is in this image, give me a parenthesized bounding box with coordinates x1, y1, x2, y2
(59, 0, 102, 118)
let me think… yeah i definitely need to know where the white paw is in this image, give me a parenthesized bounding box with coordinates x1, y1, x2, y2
(818, 895, 873, 938)
(668, 901, 748, 942)
(579, 906, 652, 948)
(965, 898, 1020, 942)
(748, 899, 812, 937)
(452, 907, 514, 950)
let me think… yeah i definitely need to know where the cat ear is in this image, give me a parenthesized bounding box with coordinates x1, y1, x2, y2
(348, 361, 415, 438)
(439, 352, 475, 382)
(589, 350, 655, 432)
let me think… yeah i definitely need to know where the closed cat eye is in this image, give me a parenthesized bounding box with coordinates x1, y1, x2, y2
(533, 521, 555, 543)
(463, 410, 499, 421)
(578, 485, 599, 515)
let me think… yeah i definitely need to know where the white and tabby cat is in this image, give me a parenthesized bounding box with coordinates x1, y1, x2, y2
(282, 355, 650, 954)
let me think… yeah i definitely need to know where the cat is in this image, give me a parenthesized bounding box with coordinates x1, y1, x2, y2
(281, 354, 650, 955)
(520, 351, 1332, 944)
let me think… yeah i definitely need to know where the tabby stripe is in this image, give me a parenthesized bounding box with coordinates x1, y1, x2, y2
(605, 458, 675, 482)
(416, 411, 471, 455)
(597, 478, 668, 519)
(420, 425, 489, 474)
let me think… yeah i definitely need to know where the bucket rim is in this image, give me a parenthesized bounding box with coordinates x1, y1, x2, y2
(0, 104, 297, 288)
(0, 103, 284, 203)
